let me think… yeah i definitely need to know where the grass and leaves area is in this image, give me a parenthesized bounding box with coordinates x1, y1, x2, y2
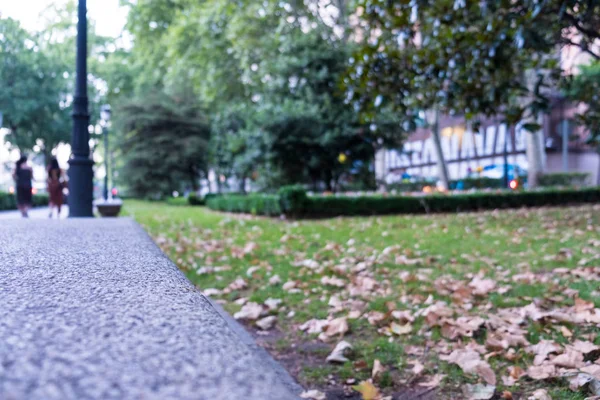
(125, 200, 600, 400)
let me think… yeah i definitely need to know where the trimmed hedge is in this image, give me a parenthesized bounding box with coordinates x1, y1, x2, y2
(205, 187, 600, 217)
(305, 188, 600, 216)
(0, 191, 50, 211)
(206, 194, 281, 216)
(166, 197, 189, 206)
(539, 172, 590, 187)
(188, 193, 205, 206)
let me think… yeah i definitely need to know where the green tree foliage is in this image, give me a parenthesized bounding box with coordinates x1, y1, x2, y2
(350, 0, 599, 124)
(117, 92, 211, 198)
(0, 17, 71, 156)
(109, 0, 405, 194)
(565, 62, 600, 149)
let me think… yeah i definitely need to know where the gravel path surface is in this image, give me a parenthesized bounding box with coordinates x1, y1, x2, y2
(0, 218, 299, 400)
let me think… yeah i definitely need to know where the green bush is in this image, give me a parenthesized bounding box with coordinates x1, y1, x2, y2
(0, 191, 49, 211)
(206, 194, 281, 216)
(539, 172, 590, 187)
(188, 193, 205, 206)
(33, 194, 49, 207)
(205, 187, 600, 217)
(278, 185, 308, 215)
(305, 188, 600, 217)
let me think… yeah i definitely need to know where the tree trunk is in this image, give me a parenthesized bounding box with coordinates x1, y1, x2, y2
(431, 110, 450, 190)
(526, 115, 546, 188)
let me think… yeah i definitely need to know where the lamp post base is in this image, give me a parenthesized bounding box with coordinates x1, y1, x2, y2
(68, 156, 94, 217)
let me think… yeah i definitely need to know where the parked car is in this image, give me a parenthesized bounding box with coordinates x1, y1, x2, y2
(469, 164, 527, 181)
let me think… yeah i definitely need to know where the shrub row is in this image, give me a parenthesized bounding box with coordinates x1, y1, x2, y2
(0, 191, 50, 211)
(205, 186, 600, 217)
(206, 193, 281, 216)
(305, 188, 600, 217)
(539, 172, 590, 187)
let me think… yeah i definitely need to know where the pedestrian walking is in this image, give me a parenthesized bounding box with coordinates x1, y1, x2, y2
(13, 155, 33, 218)
(47, 157, 64, 218)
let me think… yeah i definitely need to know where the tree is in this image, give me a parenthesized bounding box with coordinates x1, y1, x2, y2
(349, 0, 599, 187)
(0, 18, 71, 158)
(116, 91, 211, 198)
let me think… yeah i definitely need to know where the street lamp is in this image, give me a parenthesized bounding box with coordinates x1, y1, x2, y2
(100, 105, 112, 201)
(68, 0, 94, 217)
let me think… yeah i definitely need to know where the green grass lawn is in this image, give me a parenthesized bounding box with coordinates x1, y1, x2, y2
(125, 200, 600, 399)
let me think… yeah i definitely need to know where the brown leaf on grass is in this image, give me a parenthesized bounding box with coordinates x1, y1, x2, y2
(570, 340, 600, 355)
(299, 319, 329, 334)
(526, 364, 557, 380)
(366, 311, 386, 326)
(352, 380, 380, 400)
(550, 349, 584, 368)
(527, 340, 562, 365)
(418, 374, 445, 388)
(462, 384, 495, 400)
(567, 372, 596, 391)
(469, 276, 496, 296)
(581, 364, 600, 379)
(389, 322, 412, 335)
(575, 297, 595, 313)
(391, 310, 414, 323)
(410, 359, 425, 376)
(440, 349, 496, 385)
(560, 326, 573, 338)
(256, 316, 277, 330)
(501, 391, 513, 400)
(233, 302, 263, 320)
(300, 390, 326, 400)
(326, 341, 352, 363)
(325, 317, 349, 337)
(527, 389, 551, 400)
(372, 359, 386, 380)
(321, 276, 346, 287)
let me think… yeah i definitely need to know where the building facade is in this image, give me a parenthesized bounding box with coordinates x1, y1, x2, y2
(376, 101, 600, 186)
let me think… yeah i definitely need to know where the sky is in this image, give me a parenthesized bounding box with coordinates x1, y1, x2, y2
(0, 0, 128, 38)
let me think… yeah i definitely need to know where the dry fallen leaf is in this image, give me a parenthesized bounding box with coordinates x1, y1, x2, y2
(233, 302, 263, 320)
(418, 374, 445, 388)
(300, 389, 326, 400)
(526, 364, 557, 380)
(299, 319, 329, 334)
(390, 322, 412, 335)
(440, 349, 496, 385)
(462, 384, 495, 400)
(528, 340, 562, 366)
(527, 388, 551, 400)
(372, 359, 386, 380)
(352, 380, 380, 400)
(550, 349, 584, 368)
(325, 317, 349, 337)
(411, 359, 425, 376)
(326, 341, 352, 363)
(256, 316, 277, 330)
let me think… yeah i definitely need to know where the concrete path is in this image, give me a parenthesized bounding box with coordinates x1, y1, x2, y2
(0, 218, 300, 400)
(0, 206, 68, 220)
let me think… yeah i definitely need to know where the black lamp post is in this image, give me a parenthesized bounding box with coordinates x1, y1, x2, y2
(68, 0, 94, 217)
(100, 105, 112, 201)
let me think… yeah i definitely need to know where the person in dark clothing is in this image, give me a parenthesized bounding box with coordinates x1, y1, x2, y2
(47, 157, 64, 218)
(13, 155, 33, 218)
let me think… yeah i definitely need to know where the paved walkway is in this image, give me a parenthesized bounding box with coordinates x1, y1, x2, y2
(0, 206, 68, 219)
(0, 218, 299, 400)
